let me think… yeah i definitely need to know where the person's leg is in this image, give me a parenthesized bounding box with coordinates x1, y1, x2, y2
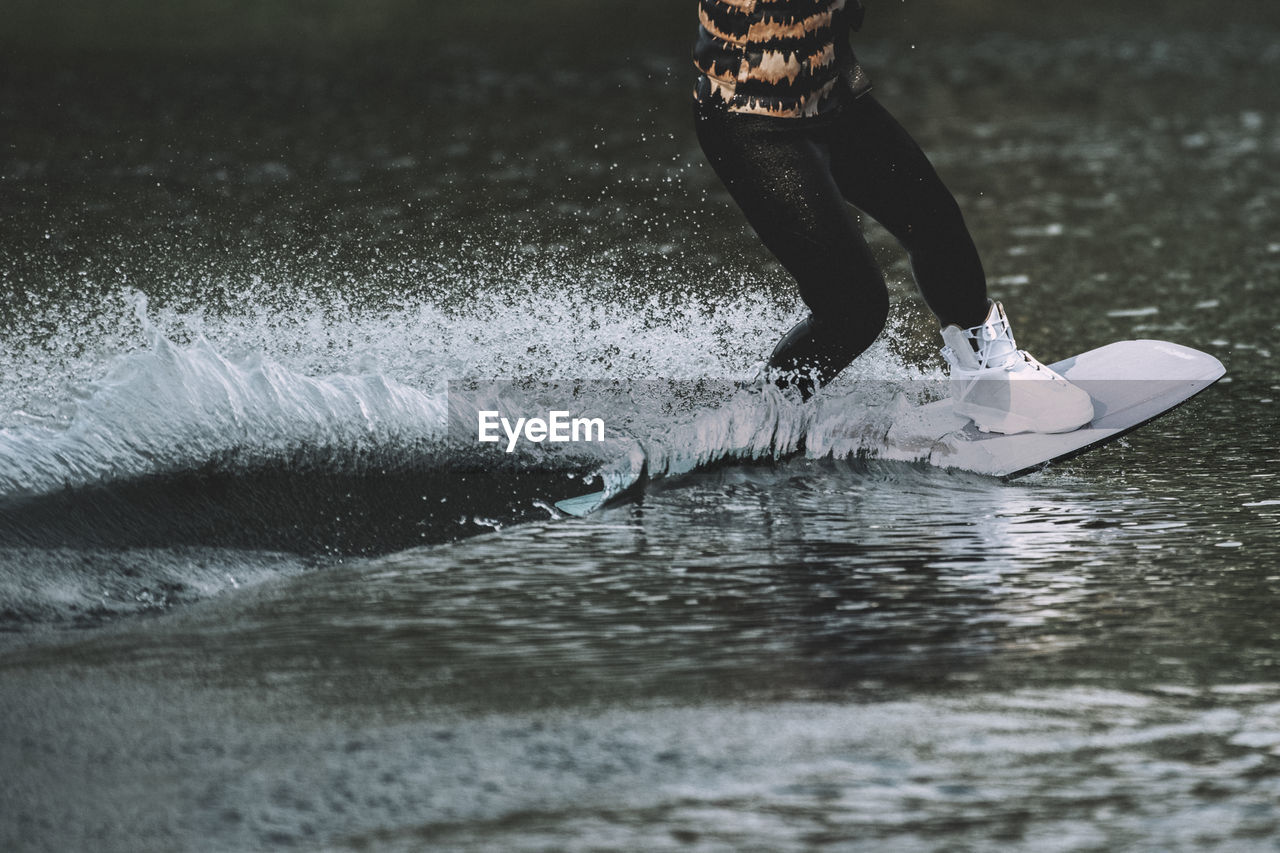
(694, 104, 890, 397)
(824, 93, 989, 330)
(823, 93, 1093, 434)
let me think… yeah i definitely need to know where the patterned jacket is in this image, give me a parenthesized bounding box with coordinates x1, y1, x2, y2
(694, 0, 870, 118)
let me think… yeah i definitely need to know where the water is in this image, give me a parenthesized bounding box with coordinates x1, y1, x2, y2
(4, 2, 1280, 850)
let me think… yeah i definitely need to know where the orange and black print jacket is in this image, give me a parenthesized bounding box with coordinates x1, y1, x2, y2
(694, 0, 870, 118)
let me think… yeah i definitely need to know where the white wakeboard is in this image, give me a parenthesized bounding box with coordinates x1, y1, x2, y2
(884, 339, 1224, 477)
(554, 340, 1225, 517)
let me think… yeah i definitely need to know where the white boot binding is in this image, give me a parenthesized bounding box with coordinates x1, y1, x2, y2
(940, 301, 1094, 435)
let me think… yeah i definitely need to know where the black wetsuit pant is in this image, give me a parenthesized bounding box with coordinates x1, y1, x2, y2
(694, 86, 989, 397)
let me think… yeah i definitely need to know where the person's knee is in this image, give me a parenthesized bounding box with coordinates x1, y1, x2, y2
(824, 284, 890, 353)
(853, 290, 891, 354)
(802, 288, 889, 374)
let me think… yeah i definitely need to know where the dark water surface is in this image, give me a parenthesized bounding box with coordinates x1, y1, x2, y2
(3, 1, 1280, 850)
